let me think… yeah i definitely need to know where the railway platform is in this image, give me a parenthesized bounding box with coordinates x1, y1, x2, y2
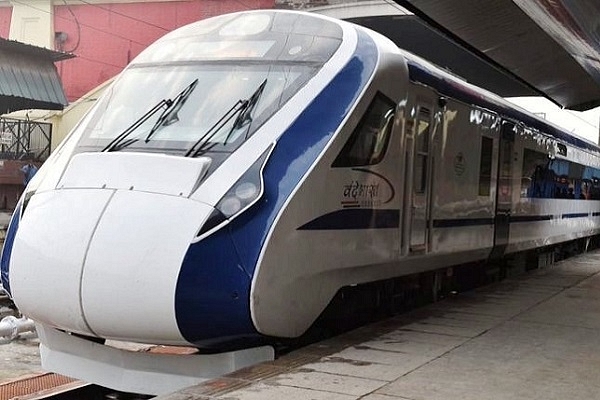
(155, 250, 600, 400)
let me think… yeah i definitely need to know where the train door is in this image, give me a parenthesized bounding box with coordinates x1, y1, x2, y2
(403, 104, 436, 254)
(490, 121, 515, 258)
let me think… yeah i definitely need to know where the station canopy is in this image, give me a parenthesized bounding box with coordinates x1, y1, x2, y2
(393, 0, 600, 111)
(0, 39, 72, 114)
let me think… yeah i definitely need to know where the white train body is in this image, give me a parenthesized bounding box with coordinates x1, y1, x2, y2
(1, 10, 600, 390)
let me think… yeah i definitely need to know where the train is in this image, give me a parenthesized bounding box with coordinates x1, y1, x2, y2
(2, 8, 600, 395)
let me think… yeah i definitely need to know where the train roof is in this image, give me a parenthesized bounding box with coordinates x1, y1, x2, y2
(402, 51, 600, 155)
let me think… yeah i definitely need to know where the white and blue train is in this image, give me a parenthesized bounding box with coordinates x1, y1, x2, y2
(2, 9, 600, 393)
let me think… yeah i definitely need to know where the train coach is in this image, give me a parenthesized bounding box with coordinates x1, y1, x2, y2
(1, 9, 599, 394)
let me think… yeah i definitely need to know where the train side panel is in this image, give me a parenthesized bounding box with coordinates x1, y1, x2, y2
(251, 50, 408, 338)
(403, 87, 498, 262)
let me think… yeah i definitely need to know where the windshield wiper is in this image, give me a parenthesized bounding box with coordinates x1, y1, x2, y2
(145, 78, 199, 143)
(101, 99, 170, 152)
(223, 78, 267, 144)
(185, 79, 267, 158)
(102, 79, 199, 152)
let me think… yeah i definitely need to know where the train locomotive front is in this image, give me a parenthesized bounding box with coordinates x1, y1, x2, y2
(0, 10, 397, 352)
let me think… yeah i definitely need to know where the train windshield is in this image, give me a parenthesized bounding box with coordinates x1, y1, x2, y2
(73, 11, 343, 158)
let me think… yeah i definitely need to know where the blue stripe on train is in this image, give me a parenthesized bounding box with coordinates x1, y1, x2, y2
(298, 208, 400, 230)
(174, 30, 379, 345)
(0, 203, 20, 295)
(298, 211, 597, 231)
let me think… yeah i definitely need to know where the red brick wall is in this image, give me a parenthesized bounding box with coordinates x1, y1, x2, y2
(54, 0, 275, 102)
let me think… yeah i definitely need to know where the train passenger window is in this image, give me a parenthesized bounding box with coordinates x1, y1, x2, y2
(521, 147, 600, 200)
(332, 93, 395, 167)
(522, 149, 558, 198)
(478, 136, 493, 196)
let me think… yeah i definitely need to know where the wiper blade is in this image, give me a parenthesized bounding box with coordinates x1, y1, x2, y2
(185, 79, 267, 158)
(101, 99, 170, 152)
(183, 100, 244, 157)
(223, 78, 267, 145)
(145, 78, 199, 143)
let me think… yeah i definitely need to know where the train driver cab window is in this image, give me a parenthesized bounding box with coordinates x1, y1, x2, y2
(332, 93, 395, 167)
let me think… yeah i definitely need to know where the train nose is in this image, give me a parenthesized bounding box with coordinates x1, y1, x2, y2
(8, 152, 214, 344)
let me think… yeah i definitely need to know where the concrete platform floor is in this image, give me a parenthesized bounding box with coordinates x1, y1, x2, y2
(0, 298, 41, 383)
(0, 334, 41, 383)
(157, 250, 600, 400)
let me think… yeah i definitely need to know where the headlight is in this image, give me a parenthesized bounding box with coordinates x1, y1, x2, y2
(235, 182, 258, 201)
(220, 196, 243, 217)
(197, 144, 273, 238)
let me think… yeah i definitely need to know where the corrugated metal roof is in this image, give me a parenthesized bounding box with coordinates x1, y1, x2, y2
(0, 38, 73, 62)
(0, 39, 73, 114)
(396, 0, 600, 111)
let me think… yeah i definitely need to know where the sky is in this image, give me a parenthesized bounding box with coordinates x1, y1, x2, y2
(506, 97, 600, 145)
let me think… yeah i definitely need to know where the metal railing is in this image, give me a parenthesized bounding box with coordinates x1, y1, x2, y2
(0, 118, 52, 162)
